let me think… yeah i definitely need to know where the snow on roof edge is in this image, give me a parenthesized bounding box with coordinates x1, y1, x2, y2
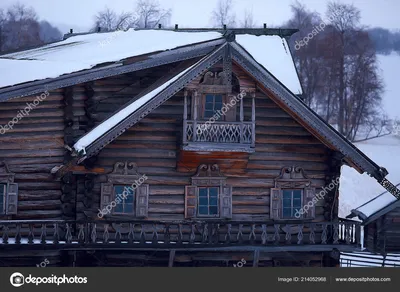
(73, 62, 198, 153)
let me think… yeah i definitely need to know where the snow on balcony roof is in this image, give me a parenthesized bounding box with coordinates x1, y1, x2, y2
(235, 35, 302, 94)
(0, 30, 222, 88)
(339, 135, 400, 219)
(73, 62, 196, 153)
(0, 30, 302, 95)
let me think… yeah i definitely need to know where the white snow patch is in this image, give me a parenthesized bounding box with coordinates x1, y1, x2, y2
(339, 135, 400, 218)
(236, 34, 303, 94)
(0, 30, 222, 88)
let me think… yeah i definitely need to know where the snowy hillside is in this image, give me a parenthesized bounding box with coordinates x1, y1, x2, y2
(339, 52, 400, 218)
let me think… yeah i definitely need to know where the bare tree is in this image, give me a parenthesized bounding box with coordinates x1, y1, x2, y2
(0, 9, 6, 52)
(92, 7, 133, 32)
(241, 9, 256, 28)
(134, 0, 171, 29)
(211, 0, 236, 28)
(3, 3, 42, 50)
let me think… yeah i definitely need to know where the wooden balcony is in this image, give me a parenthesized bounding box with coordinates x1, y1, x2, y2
(0, 220, 361, 252)
(183, 121, 255, 152)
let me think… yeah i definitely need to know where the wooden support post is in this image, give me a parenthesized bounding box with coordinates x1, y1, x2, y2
(183, 90, 188, 144)
(168, 250, 176, 267)
(193, 90, 198, 142)
(253, 250, 260, 267)
(240, 94, 244, 144)
(251, 92, 256, 147)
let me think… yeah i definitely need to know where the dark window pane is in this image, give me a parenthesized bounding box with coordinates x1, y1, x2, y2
(206, 95, 213, 102)
(114, 185, 124, 195)
(199, 197, 208, 206)
(209, 196, 218, 206)
(215, 95, 222, 102)
(282, 208, 291, 218)
(199, 188, 207, 197)
(209, 187, 218, 197)
(293, 190, 302, 199)
(209, 206, 218, 215)
(199, 206, 208, 215)
(114, 204, 123, 213)
(205, 102, 213, 110)
(125, 193, 134, 203)
(125, 204, 134, 213)
(0, 185, 4, 196)
(214, 103, 223, 110)
(283, 190, 292, 199)
(282, 198, 291, 208)
(204, 110, 213, 118)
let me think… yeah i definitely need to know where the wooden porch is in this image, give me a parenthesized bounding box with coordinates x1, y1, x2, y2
(0, 220, 361, 252)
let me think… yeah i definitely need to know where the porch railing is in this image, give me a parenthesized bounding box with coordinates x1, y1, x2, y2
(0, 220, 360, 248)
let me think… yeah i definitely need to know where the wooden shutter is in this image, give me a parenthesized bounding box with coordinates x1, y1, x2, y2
(100, 183, 113, 212)
(270, 188, 281, 220)
(6, 183, 18, 215)
(225, 95, 237, 122)
(220, 186, 232, 219)
(136, 184, 149, 218)
(303, 188, 316, 219)
(185, 186, 197, 219)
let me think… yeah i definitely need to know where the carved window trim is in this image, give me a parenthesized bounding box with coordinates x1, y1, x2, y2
(270, 166, 315, 221)
(100, 161, 149, 219)
(185, 164, 232, 219)
(0, 161, 18, 216)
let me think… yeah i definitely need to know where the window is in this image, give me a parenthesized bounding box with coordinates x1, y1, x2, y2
(113, 185, 135, 214)
(0, 162, 18, 216)
(100, 161, 149, 218)
(198, 187, 219, 216)
(270, 166, 315, 220)
(203, 94, 223, 119)
(185, 164, 232, 219)
(0, 184, 5, 214)
(282, 189, 302, 219)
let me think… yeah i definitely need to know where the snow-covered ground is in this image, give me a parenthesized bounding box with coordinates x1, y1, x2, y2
(339, 53, 400, 219)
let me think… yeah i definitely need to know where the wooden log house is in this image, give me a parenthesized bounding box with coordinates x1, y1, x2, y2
(0, 28, 399, 267)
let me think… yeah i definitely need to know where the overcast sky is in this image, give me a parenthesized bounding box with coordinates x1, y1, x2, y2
(1, 0, 399, 34)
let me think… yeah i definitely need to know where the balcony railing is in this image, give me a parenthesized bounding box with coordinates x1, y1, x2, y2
(183, 121, 255, 151)
(0, 220, 361, 250)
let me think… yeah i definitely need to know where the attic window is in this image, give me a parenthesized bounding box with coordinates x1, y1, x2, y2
(0, 184, 6, 214)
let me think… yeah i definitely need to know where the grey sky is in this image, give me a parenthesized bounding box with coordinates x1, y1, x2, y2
(1, 0, 399, 34)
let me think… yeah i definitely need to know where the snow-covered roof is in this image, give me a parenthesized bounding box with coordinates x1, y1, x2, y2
(339, 135, 400, 219)
(236, 35, 302, 94)
(73, 62, 196, 153)
(0, 29, 302, 94)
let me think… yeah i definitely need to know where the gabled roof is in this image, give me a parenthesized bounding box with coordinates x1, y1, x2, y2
(0, 29, 302, 101)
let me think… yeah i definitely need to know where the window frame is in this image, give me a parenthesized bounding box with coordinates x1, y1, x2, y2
(0, 183, 6, 214)
(100, 161, 149, 219)
(185, 164, 232, 220)
(0, 162, 18, 216)
(197, 186, 220, 217)
(112, 185, 135, 215)
(201, 94, 226, 121)
(281, 189, 303, 219)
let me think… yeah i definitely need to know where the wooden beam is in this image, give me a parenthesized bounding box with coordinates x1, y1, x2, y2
(168, 250, 176, 267)
(253, 250, 260, 267)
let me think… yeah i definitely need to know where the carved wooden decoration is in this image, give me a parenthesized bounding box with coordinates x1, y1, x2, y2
(191, 164, 226, 186)
(196, 70, 232, 94)
(107, 161, 144, 184)
(274, 166, 311, 188)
